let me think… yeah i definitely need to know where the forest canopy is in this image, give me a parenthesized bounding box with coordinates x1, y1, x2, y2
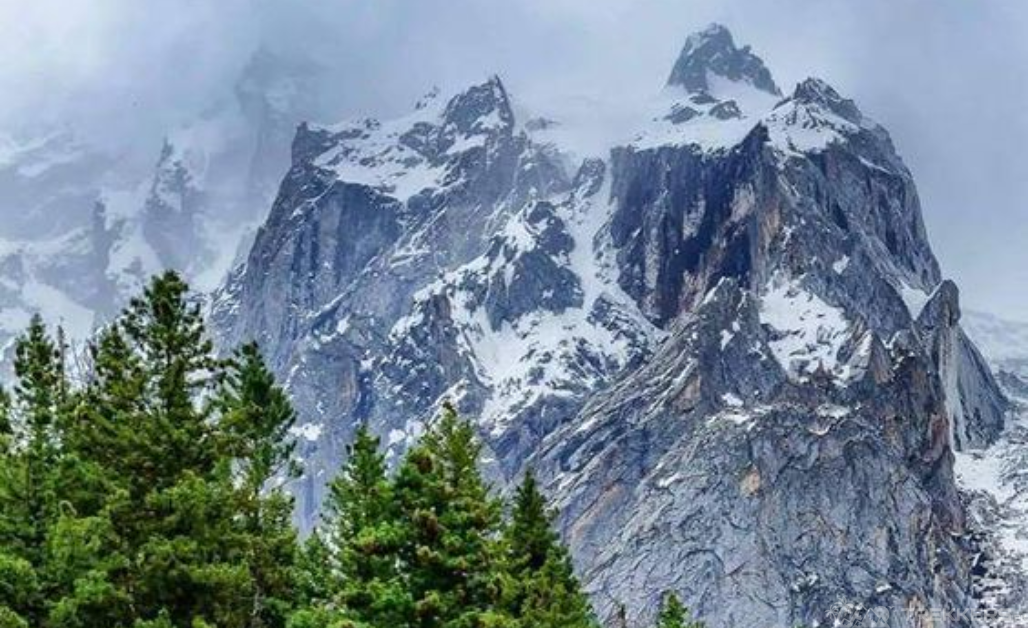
(0, 272, 702, 628)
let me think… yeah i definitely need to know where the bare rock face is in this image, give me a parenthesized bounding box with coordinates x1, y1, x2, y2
(212, 25, 1009, 627)
(538, 278, 978, 627)
(916, 282, 1007, 450)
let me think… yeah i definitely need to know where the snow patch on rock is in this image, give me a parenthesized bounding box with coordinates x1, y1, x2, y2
(759, 277, 851, 382)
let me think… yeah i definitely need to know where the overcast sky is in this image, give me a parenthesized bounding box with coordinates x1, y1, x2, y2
(2, 0, 1026, 319)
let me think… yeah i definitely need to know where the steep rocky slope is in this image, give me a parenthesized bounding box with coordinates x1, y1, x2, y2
(213, 24, 1010, 627)
(947, 313, 1028, 627)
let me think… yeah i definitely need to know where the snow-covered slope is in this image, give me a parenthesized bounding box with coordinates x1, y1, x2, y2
(213, 24, 1011, 628)
(943, 311, 1028, 626)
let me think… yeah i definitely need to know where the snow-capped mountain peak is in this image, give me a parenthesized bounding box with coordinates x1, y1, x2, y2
(666, 23, 780, 97)
(207, 24, 1019, 627)
(293, 75, 555, 209)
(788, 77, 863, 123)
(441, 75, 515, 137)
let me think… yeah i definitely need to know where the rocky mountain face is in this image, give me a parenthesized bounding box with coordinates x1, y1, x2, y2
(946, 313, 1028, 627)
(212, 25, 1011, 627)
(0, 49, 320, 355)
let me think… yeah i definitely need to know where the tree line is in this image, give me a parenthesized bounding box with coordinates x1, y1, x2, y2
(0, 272, 704, 628)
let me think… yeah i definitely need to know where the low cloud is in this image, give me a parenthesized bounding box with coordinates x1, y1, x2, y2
(1, 0, 1025, 317)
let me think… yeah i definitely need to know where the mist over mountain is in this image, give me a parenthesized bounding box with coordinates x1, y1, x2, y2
(2, 4, 1028, 627)
(3, 0, 1026, 319)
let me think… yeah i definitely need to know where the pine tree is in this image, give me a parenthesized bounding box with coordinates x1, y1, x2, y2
(0, 317, 70, 625)
(291, 532, 335, 610)
(120, 270, 218, 483)
(218, 343, 299, 628)
(118, 272, 247, 626)
(64, 272, 248, 627)
(504, 470, 555, 572)
(393, 403, 505, 628)
(40, 324, 146, 628)
(654, 593, 703, 628)
(502, 470, 595, 628)
(324, 424, 408, 627)
(11, 316, 65, 559)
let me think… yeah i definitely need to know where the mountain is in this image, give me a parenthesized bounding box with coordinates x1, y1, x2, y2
(212, 24, 1014, 627)
(0, 49, 322, 357)
(946, 312, 1028, 627)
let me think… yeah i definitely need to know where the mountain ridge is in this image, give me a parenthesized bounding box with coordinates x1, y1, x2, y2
(210, 24, 1012, 627)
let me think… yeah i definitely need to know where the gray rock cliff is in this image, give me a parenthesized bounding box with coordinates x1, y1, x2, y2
(212, 25, 1010, 627)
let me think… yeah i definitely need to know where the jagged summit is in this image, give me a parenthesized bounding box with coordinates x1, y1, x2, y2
(788, 77, 863, 123)
(285, 74, 548, 208)
(439, 74, 515, 137)
(666, 23, 780, 96)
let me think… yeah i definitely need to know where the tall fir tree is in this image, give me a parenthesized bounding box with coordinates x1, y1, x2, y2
(62, 272, 248, 627)
(218, 343, 300, 628)
(11, 316, 65, 559)
(393, 403, 505, 628)
(327, 424, 407, 627)
(42, 324, 148, 628)
(122, 272, 248, 627)
(120, 270, 218, 483)
(502, 470, 595, 628)
(0, 317, 69, 625)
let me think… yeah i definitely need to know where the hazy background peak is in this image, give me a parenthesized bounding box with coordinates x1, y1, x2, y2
(2, 0, 1025, 319)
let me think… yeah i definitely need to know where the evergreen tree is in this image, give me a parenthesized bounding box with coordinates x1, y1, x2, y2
(654, 593, 703, 628)
(502, 470, 594, 628)
(393, 403, 504, 628)
(0, 552, 36, 628)
(0, 317, 69, 624)
(505, 471, 552, 571)
(64, 272, 248, 627)
(291, 532, 334, 611)
(118, 273, 247, 627)
(10, 316, 65, 558)
(218, 343, 299, 628)
(42, 325, 147, 628)
(325, 424, 407, 627)
(120, 270, 218, 483)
